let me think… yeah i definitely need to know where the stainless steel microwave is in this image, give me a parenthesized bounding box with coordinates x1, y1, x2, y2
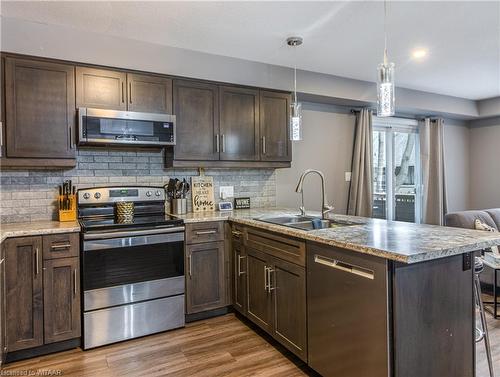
(78, 108, 176, 147)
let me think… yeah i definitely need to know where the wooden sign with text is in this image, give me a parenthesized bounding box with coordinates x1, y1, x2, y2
(191, 176, 215, 212)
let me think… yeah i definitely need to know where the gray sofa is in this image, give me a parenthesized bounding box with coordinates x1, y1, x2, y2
(445, 208, 500, 231)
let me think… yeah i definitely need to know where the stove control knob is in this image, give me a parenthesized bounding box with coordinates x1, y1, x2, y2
(146, 191, 152, 197)
(155, 190, 162, 197)
(94, 192, 101, 199)
(83, 193, 90, 200)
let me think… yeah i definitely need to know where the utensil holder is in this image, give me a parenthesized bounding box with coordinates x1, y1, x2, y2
(58, 194, 77, 222)
(171, 198, 187, 215)
(116, 201, 135, 223)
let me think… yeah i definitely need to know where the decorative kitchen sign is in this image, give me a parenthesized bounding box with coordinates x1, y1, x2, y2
(191, 176, 215, 212)
(234, 197, 251, 209)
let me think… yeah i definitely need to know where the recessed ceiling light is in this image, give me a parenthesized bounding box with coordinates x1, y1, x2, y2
(411, 48, 428, 60)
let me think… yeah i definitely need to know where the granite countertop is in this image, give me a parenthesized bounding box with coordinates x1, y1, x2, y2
(0, 221, 81, 243)
(173, 208, 500, 264)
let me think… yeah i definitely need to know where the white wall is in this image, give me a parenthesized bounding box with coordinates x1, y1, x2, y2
(276, 103, 355, 214)
(276, 107, 473, 215)
(469, 119, 500, 209)
(444, 123, 471, 212)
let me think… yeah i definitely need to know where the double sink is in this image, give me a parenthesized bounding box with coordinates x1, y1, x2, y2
(257, 215, 359, 231)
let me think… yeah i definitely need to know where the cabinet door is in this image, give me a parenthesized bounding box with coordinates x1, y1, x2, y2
(232, 239, 247, 315)
(219, 86, 260, 161)
(127, 73, 172, 114)
(43, 257, 80, 344)
(4, 58, 75, 158)
(4, 236, 43, 352)
(173, 80, 219, 161)
(76, 67, 126, 110)
(246, 247, 273, 333)
(186, 241, 226, 314)
(260, 91, 292, 161)
(0, 247, 5, 366)
(271, 257, 307, 361)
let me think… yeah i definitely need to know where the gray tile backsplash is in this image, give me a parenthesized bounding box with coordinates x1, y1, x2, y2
(0, 148, 277, 223)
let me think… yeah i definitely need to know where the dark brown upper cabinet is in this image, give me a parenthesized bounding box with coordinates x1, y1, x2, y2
(4, 57, 76, 160)
(4, 236, 44, 352)
(127, 73, 172, 114)
(76, 67, 127, 110)
(219, 86, 260, 161)
(260, 91, 292, 162)
(173, 80, 219, 161)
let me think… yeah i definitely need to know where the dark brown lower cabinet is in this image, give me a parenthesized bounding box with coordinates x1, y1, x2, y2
(244, 243, 307, 361)
(246, 248, 273, 333)
(3, 234, 81, 356)
(4, 236, 44, 352)
(43, 258, 81, 344)
(232, 237, 247, 315)
(186, 241, 226, 314)
(272, 258, 307, 360)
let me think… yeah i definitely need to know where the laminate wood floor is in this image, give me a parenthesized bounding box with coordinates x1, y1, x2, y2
(3, 312, 499, 377)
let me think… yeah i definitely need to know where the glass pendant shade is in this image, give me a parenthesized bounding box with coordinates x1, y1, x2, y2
(290, 102, 303, 141)
(377, 61, 395, 117)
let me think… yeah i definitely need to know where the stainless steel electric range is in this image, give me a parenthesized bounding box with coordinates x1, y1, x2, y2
(78, 186, 185, 349)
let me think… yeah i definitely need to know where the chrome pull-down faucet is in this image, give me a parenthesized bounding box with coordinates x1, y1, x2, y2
(295, 169, 334, 219)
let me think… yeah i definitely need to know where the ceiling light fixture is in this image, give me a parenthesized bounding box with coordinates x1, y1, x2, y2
(287, 36, 303, 141)
(411, 48, 428, 60)
(377, 0, 395, 117)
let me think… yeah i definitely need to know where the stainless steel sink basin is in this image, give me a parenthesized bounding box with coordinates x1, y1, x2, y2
(257, 215, 359, 231)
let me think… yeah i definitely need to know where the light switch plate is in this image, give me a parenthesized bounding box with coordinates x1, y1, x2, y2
(345, 172, 352, 182)
(219, 186, 234, 200)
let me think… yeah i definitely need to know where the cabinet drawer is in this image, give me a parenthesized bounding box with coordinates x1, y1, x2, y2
(246, 227, 305, 267)
(230, 224, 245, 245)
(43, 233, 79, 259)
(186, 222, 224, 245)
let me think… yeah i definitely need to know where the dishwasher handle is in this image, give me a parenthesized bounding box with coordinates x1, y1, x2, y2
(314, 254, 375, 280)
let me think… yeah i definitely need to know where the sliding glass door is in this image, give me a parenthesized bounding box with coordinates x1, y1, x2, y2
(373, 117, 421, 223)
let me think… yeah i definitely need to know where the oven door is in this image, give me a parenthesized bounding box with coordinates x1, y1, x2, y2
(82, 229, 184, 309)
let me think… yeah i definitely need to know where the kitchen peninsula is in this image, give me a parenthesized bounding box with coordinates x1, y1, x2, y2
(176, 208, 500, 377)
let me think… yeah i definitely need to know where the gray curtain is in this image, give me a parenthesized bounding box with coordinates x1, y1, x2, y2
(419, 118, 447, 225)
(348, 109, 373, 217)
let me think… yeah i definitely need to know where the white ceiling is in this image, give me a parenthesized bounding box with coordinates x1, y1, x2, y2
(2, 1, 499, 100)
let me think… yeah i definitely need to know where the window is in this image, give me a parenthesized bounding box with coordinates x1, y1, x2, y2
(372, 117, 421, 223)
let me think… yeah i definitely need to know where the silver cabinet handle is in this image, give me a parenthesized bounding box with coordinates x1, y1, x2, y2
(196, 230, 217, 235)
(221, 134, 226, 153)
(51, 243, 72, 250)
(73, 269, 78, 296)
(232, 230, 242, 238)
(237, 255, 246, 276)
(262, 136, 266, 155)
(267, 267, 275, 292)
(216, 134, 220, 153)
(188, 254, 192, 277)
(69, 126, 73, 149)
(35, 248, 40, 275)
(264, 265, 268, 292)
(0, 121, 3, 157)
(121, 82, 125, 103)
(314, 254, 374, 280)
(129, 82, 132, 104)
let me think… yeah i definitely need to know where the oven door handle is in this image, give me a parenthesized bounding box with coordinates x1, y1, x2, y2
(84, 232, 184, 251)
(83, 226, 185, 240)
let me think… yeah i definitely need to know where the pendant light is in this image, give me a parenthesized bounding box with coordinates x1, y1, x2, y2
(377, 0, 395, 117)
(287, 36, 303, 141)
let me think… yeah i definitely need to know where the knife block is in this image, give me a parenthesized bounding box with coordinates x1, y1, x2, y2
(58, 194, 77, 222)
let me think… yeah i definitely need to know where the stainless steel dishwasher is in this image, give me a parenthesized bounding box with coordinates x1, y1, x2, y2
(307, 243, 390, 377)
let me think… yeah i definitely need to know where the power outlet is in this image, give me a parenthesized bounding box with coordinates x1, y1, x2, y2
(345, 172, 352, 182)
(219, 186, 234, 200)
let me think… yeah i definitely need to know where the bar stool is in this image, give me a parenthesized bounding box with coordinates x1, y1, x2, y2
(474, 257, 495, 377)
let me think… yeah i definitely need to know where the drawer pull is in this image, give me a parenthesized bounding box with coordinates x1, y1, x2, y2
(264, 265, 269, 292)
(195, 230, 217, 236)
(188, 254, 192, 277)
(35, 248, 40, 275)
(51, 243, 72, 250)
(232, 230, 243, 238)
(314, 254, 374, 280)
(267, 267, 275, 292)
